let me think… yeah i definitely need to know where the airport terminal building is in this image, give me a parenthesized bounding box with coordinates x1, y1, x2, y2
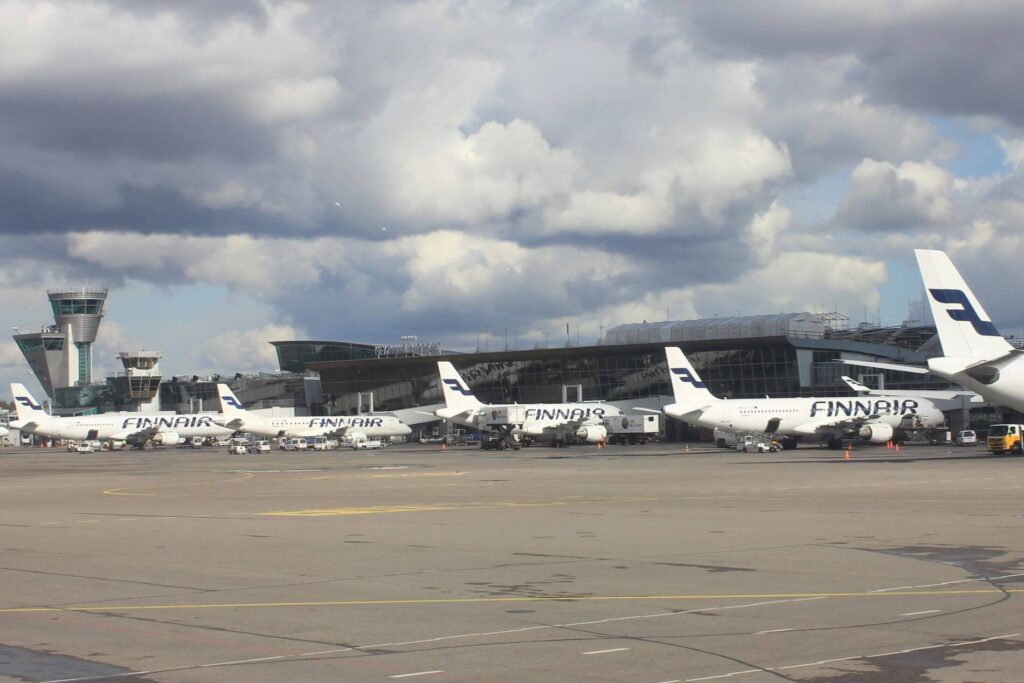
(275, 313, 988, 439)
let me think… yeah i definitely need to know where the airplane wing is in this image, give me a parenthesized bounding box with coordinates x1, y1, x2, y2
(963, 349, 1024, 373)
(213, 417, 245, 431)
(840, 359, 930, 374)
(286, 425, 349, 438)
(110, 426, 160, 442)
(435, 407, 476, 421)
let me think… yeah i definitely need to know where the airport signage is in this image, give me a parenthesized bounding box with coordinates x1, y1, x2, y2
(375, 341, 441, 358)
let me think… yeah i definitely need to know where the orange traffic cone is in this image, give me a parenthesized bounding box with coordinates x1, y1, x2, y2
(886, 440, 893, 449)
(894, 443, 900, 453)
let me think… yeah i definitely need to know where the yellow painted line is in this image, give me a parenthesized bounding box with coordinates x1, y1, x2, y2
(104, 472, 254, 496)
(1, 590, 1020, 614)
(259, 496, 656, 517)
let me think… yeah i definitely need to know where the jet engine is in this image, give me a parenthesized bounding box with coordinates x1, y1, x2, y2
(575, 425, 608, 443)
(858, 423, 893, 444)
(154, 432, 182, 446)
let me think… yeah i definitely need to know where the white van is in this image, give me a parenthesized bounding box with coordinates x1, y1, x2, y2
(956, 430, 978, 446)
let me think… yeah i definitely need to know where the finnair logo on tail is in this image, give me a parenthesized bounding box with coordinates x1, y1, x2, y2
(443, 378, 474, 396)
(671, 367, 706, 388)
(15, 396, 42, 410)
(929, 289, 1000, 336)
(223, 396, 245, 409)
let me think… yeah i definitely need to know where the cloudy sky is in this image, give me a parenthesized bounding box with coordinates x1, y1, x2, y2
(3, 0, 1024, 393)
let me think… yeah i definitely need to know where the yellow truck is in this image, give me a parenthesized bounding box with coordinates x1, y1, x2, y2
(986, 424, 1024, 454)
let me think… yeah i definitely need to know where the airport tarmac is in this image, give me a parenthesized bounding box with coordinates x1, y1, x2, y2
(0, 442, 1022, 682)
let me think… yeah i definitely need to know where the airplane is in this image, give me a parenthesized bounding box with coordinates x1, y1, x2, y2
(214, 384, 412, 441)
(436, 361, 620, 448)
(914, 248, 1024, 412)
(657, 347, 945, 449)
(8, 383, 234, 448)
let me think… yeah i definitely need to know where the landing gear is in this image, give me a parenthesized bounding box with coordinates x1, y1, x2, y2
(827, 437, 843, 450)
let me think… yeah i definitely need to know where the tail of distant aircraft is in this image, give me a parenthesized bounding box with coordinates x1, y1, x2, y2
(664, 347, 719, 415)
(915, 249, 1012, 360)
(841, 376, 871, 393)
(10, 383, 47, 425)
(437, 362, 483, 413)
(216, 384, 248, 431)
(217, 384, 247, 416)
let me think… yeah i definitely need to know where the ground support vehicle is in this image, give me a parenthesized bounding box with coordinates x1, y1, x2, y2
(736, 434, 779, 453)
(987, 424, 1023, 454)
(605, 414, 659, 445)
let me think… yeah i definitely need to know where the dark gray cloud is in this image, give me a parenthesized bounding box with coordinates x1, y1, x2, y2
(676, 1, 1024, 127)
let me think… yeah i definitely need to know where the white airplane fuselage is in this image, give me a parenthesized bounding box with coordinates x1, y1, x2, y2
(237, 414, 412, 439)
(672, 396, 944, 436)
(12, 414, 232, 442)
(444, 403, 621, 437)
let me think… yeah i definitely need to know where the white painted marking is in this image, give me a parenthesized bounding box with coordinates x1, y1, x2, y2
(754, 628, 793, 634)
(583, 647, 630, 655)
(656, 680, 681, 683)
(201, 655, 283, 667)
(869, 586, 912, 593)
(390, 671, 443, 679)
(686, 668, 762, 681)
(901, 610, 941, 616)
(77, 520, 99, 524)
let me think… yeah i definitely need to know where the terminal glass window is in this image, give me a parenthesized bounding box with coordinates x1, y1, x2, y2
(51, 299, 104, 317)
(75, 343, 91, 384)
(16, 338, 43, 353)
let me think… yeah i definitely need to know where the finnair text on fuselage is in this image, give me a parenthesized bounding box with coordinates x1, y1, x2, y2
(307, 417, 385, 429)
(121, 416, 217, 430)
(809, 399, 919, 418)
(524, 407, 607, 421)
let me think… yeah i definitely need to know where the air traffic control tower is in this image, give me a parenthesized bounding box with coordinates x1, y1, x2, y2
(14, 288, 108, 398)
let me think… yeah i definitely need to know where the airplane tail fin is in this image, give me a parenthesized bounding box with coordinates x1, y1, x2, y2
(437, 362, 482, 412)
(841, 376, 871, 393)
(916, 249, 1012, 359)
(217, 384, 247, 415)
(10, 383, 47, 421)
(664, 347, 718, 412)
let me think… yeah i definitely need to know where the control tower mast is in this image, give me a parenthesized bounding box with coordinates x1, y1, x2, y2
(46, 289, 108, 385)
